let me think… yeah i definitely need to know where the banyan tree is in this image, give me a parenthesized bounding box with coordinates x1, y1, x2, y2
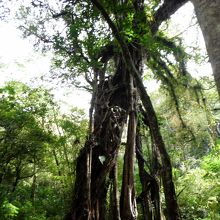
(18, 0, 220, 219)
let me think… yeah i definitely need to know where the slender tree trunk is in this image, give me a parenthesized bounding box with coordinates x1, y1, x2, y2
(120, 110, 137, 220)
(30, 157, 37, 216)
(191, 0, 220, 96)
(52, 148, 62, 177)
(12, 160, 22, 193)
(109, 163, 121, 220)
(138, 91, 181, 220)
(136, 128, 161, 220)
(12, 171, 20, 193)
(53, 109, 71, 171)
(31, 157, 37, 202)
(136, 132, 153, 220)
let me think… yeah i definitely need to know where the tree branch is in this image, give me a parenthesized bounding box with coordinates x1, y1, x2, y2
(151, 0, 189, 33)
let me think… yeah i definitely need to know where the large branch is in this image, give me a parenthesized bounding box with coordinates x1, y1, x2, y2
(151, 0, 189, 33)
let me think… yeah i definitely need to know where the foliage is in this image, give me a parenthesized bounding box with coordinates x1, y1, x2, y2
(0, 199, 19, 220)
(0, 81, 88, 219)
(176, 145, 220, 219)
(141, 77, 220, 219)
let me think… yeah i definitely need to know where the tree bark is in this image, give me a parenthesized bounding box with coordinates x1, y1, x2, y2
(138, 90, 181, 220)
(120, 111, 137, 220)
(109, 163, 121, 220)
(151, 0, 188, 33)
(71, 1, 183, 219)
(136, 128, 161, 220)
(70, 55, 129, 219)
(191, 0, 220, 97)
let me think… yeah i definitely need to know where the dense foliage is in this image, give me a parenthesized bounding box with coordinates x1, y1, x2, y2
(0, 80, 219, 219)
(0, 81, 88, 219)
(151, 83, 220, 219)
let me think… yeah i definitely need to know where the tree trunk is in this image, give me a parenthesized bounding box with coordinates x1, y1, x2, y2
(12, 159, 22, 193)
(136, 128, 161, 220)
(109, 163, 121, 220)
(31, 157, 37, 202)
(191, 0, 220, 96)
(139, 94, 181, 220)
(52, 148, 62, 177)
(70, 56, 129, 220)
(136, 133, 153, 220)
(120, 111, 137, 220)
(71, 1, 182, 219)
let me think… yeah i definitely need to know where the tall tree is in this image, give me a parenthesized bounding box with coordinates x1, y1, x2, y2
(17, 0, 203, 219)
(67, 0, 184, 219)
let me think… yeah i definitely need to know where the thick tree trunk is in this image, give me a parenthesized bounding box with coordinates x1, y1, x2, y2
(70, 56, 129, 220)
(70, 144, 91, 220)
(71, 1, 182, 219)
(191, 0, 220, 96)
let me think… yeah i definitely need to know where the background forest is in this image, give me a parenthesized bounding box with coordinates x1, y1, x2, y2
(0, 0, 220, 220)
